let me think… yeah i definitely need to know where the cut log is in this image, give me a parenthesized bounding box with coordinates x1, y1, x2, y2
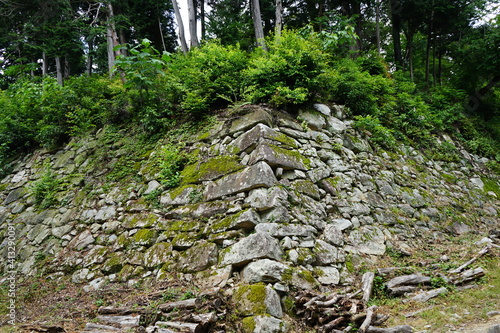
(361, 272, 375, 304)
(366, 325, 413, 333)
(359, 305, 377, 333)
(84, 323, 121, 331)
(181, 312, 217, 325)
(155, 321, 201, 333)
(388, 285, 417, 296)
(451, 267, 485, 285)
(315, 294, 342, 307)
(404, 287, 447, 303)
(98, 306, 152, 315)
(96, 315, 140, 328)
(158, 298, 201, 312)
(449, 246, 489, 274)
(323, 316, 346, 331)
(386, 274, 430, 289)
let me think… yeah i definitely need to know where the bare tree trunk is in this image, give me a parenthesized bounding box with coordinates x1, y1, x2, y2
(251, 0, 267, 50)
(200, 0, 206, 39)
(42, 52, 48, 77)
(375, 0, 381, 54)
(64, 57, 70, 79)
(188, 0, 199, 47)
(106, 3, 120, 77)
(389, 0, 402, 70)
(55, 56, 63, 86)
(425, 9, 434, 86)
(171, 0, 189, 54)
(275, 0, 282, 39)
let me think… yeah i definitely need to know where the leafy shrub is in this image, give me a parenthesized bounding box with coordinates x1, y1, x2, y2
(353, 115, 396, 149)
(31, 168, 61, 208)
(170, 41, 248, 114)
(243, 30, 328, 106)
(158, 144, 189, 188)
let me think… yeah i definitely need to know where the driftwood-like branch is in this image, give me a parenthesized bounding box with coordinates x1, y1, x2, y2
(449, 246, 489, 274)
(155, 321, 201, 333)
(451, 267, 485, 285)
(366, 325, 413, 333)
(361, 272, 375, 304)
(158, 298, 201, 312)
(359, 305, 377, 333)
(97, 306, 152, 315)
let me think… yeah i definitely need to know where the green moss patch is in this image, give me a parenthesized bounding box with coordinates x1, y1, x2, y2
(180, 155, 243, 185)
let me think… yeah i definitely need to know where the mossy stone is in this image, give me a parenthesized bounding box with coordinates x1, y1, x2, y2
(180, 155, 243, 185)
(132, 229, 158, 247)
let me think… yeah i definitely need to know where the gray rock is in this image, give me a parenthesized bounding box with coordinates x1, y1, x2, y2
(161, 185, 199, 206)
(26, 223, 50, 244)
(52, 225, 73, 238)
(307, 166, 331, 183)
(343, 135, 372, 153)
(72, 268, 93, 283)
(95, 206, 116, 221)
(248, 144, 310, 171)
(255, 223, 316, 238)
(220, 232, 282, 267)
(451, 222, 471, 235)
(84, 323, 121, 331)
(68, 230, 95, 250)
(144, 180, 161, 195)
(298, 109, 326, 131)
(260, 205, 292, 224)
(231, 123, 298, 153)
(3, 188, 25, 205)
(313, 103, 331, 116)
(246, 187, 287, 211)
(204, 161, 277, 201)
(229, 108, 273, 134)
(233, 284, 283, 319)
(323, 225, 344, 246)
(488, 325, 500, 333)
(470, 177, 484, 190)
(241, 259, 289, 283)
(194, 265, 232, 289)
(330, 218, 353, 231)
(316, 266, 340, 285)
(314, 239, 340, 265)
(176, 241, 218, 272)
(143, 242, 173, 268)
(247, 315, 287, 333)
(325, 116, 347, 134)
(346, 226, 386, 255)
(289, 179, 321, 200)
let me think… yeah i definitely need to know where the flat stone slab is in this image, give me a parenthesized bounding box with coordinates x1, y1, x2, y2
(255, 223, 317, 238)
(242, 259, 289, 283)
(248, 144, 310, 170)
(229, 108, 273, 134)
(220, 232, 282, 267)
(204, 161, 277, 201)
(230, 123, 298, 153)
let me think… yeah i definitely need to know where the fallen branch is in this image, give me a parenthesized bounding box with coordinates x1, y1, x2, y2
(359, 305, 377, 333)
(366, 325, 413, 333)
(159, 298, 201, 312)
(449, 246, 489, 274)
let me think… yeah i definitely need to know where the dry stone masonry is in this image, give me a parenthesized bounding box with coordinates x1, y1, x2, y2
(0, 104, 499, 332)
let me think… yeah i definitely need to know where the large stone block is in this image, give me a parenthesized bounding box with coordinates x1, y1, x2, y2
(230, 108, 273, 134)
(230, 123, 298, 153)
(255, 223, 317, 238)
(204, 161, 277, 201)
(220, 232, 282, 267)
(248, 144, 310, 171)
(242, 259, 289, 283)
(232, 284, 282, 318)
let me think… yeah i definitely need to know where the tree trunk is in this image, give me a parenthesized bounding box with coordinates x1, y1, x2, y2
(375, 0, 381, 55)
(251, 0, 267, 50)
(275, 0, 283, 39)
(171, 0, 189, 54)
(42, 52, 48, 77)
(55, 56, 63, 86)
(425, 10, 434, 86)
(106, 3, 120, 77)
(389, 0, 403, 70)
(188, 0, 199, 47)
(200, 0, 206, 40)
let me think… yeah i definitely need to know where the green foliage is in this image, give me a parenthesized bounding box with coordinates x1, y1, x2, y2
(244, 30, 328, 106)
(353, 115, 396, 149)
(158, 144, 189, 189)
(31, 167, 61, 209)
(169, 41, 248, 114)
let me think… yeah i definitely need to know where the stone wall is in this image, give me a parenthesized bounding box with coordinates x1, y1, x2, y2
(0, 104, 498, 330)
